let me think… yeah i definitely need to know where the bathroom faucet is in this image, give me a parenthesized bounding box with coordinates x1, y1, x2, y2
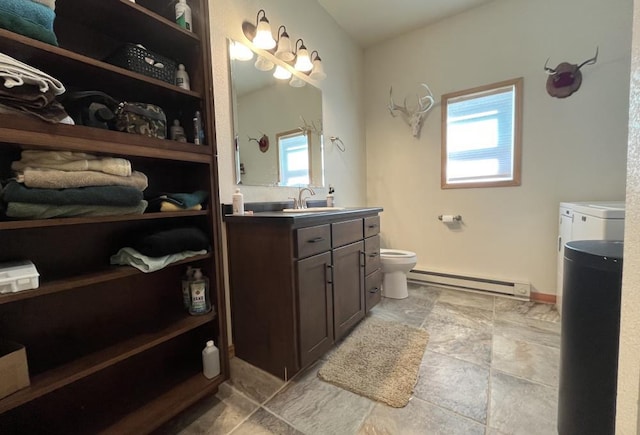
(298, 187, 315, 209)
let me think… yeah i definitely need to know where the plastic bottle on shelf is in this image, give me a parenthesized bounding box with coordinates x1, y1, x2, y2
(188, 268, 211, 315)
(175, 0, 192, 31)
(170, 119, 187, 142)
(175, 64, 191, 90)
(193, 111, 204, 145)
(181, 266, 194, 310)
(202, 340, 220, 379)
(232, 188, 244, 215)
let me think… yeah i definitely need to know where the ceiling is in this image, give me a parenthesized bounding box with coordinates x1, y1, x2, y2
(317, 0, 496, 48)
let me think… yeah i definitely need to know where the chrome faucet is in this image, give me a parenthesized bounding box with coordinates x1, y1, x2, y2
(298, 187, 315, 209)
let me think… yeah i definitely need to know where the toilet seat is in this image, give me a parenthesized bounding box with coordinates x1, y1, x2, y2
(380, 249, 415, 258)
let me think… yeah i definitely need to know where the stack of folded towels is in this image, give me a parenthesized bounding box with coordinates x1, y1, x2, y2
(0, 0, 58, 46)
(1, 149, 149, 219)
(0, 51, 71, 123)
(110, 227, 210, 273)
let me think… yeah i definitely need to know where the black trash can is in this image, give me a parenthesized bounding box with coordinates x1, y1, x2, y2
(558, 240, 623, 435)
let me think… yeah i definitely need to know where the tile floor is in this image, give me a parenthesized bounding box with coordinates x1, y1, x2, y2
(155, 283, 561, 435)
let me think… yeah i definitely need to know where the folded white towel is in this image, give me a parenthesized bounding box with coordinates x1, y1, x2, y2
(0, 52, 65, 95)
(12, 153, 132, 177)
(110, 247, 207, 273)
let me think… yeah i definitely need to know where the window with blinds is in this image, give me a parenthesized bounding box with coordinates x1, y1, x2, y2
(441, 78, 523, 188)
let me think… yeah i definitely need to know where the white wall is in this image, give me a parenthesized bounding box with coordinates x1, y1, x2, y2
(365, 0, 632, 296)
(617, 0, 640, 430)
(211, 0, 366, 206)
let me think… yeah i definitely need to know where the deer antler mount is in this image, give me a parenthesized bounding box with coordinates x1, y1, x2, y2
(388, 83, 435, 139)
(544, 47, 599, 98)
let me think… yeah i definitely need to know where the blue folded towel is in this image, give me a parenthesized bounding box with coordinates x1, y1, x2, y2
(0, 0, 56, 30)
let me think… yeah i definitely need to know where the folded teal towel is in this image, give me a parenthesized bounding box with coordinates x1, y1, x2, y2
(0, 10, 57, 46)
(2, 181, 143, 206)
(0, 0, 55, 30)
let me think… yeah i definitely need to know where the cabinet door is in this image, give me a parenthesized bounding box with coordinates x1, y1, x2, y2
(297, 251, 334, 368)
(333, 241, 365, 341)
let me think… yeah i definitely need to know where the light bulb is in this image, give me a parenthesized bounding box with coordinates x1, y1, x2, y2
(309, 58, 326, 80)
(273, 65, 292, 80)
(254, 56, 274, 71)
(252, 12, 276, 49)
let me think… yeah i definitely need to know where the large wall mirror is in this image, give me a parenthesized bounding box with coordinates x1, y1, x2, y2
(229, 39, 324, 187)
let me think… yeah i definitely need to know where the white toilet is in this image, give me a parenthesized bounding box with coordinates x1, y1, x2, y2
(380, 249, 417, 299)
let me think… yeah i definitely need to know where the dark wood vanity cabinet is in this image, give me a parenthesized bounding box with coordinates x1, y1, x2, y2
(225, 208, 382, 380)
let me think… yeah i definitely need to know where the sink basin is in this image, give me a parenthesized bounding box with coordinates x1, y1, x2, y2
(282, 207, 346, 213)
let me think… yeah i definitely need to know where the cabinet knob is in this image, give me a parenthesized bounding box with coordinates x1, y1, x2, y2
(308, 237, 325, 243)
(369, 286, 380, 294)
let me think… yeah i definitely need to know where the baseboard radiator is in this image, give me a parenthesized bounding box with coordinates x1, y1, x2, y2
(407, 269, 531, 300)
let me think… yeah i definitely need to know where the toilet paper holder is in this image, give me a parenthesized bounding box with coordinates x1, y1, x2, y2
(438, 214, 462, 222)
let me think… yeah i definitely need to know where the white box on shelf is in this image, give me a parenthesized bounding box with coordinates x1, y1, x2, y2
(0, 260, 40, 294)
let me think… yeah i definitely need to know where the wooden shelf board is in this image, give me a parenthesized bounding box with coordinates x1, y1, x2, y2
(0, 312, 216, 414)
(0, 114, 212, 163)
(0, 30, 201, 103)
(0, 253, 212, 305)
(56, 0, 200, 60)
(100, 373, 223, 435)
(0, 210, 209, 231)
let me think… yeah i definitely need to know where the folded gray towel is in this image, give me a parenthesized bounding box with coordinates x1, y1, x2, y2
(17, 168, 148, 190)
(2, 181, 143, 206)
(6, 200, 148, 219)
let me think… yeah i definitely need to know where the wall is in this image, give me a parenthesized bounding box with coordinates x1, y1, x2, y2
(364, 0, 632, 295)
(211, 0, 367, 206)
(617, 0, 640, 430)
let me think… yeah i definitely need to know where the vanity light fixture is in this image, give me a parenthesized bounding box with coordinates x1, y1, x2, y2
(230, 41, 254, 61)
(252, 9, 276, 50)
(309, 51, 326, 81)
(273, 65, 292, 80)
(293, 39, 313, 72)
(274, 25, 295, 62)
(254, 55, 274, 71)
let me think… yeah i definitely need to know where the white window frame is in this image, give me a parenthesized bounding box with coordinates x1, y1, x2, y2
(441, 77, 523, 189)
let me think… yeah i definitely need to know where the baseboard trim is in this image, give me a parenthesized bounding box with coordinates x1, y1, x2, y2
(228, 344, 235, 358)
(531, 292, 556, 304)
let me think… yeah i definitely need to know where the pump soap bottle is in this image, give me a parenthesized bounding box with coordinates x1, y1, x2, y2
(188, 268, 211, 315)
(202, 340, 220, 379)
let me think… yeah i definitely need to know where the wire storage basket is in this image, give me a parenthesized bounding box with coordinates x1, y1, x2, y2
(106, 43, 177, 85)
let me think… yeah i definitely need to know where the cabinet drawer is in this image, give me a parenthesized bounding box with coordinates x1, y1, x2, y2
(364, 215, 380, 238)
(365, 269, 382, 312)
(296, 224, 331, 258)
(364, 235, 380, 275)
(332, 219, 363, 248)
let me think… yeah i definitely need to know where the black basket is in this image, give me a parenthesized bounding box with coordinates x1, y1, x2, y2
(106, 43, 177, 85)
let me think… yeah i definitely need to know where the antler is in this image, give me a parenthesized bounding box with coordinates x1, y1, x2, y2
(543, 58, 556, 74)
(577, 46, 599, 69)
(388, 87, 410, 117)
(417, 83, 435, 114)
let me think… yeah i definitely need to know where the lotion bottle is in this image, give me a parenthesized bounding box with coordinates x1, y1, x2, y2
(175, 0, 192, 31)
(232, 188, 244, 215)
(202, 340, 220, 379)
(175, 64, 190, 90)
(188, 268, 211, 315)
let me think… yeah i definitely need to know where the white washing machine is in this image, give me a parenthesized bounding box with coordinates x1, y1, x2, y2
(557, 201, 625, 314)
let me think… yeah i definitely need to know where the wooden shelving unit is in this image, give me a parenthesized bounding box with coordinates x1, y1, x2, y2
(0, 0, 228, 433)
